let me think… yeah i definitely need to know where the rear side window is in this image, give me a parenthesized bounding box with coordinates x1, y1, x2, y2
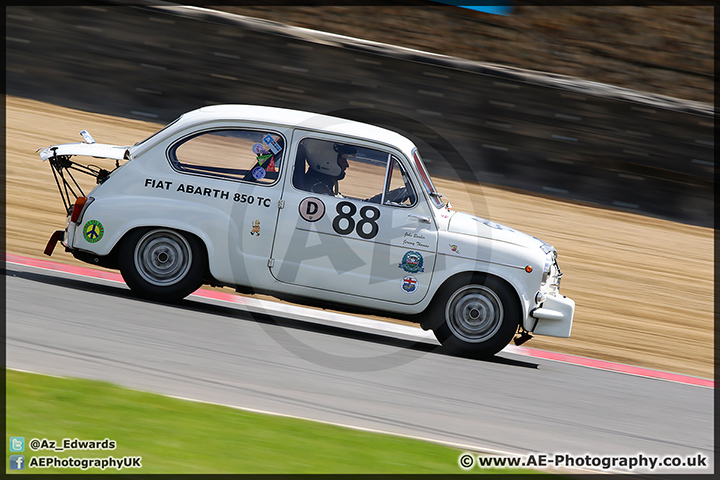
(169, 129, 284, 184)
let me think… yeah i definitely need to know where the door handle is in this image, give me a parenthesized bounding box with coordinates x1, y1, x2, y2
(408, 214, 431, 224)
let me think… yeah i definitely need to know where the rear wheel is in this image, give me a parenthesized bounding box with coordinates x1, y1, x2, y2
(431, 275, 519, 358)
(119, 228, 206, 303)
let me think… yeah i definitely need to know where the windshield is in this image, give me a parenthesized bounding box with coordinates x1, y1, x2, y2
(412, 149, 444, 208)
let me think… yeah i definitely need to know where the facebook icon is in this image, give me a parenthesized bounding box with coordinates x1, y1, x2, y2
(10, 455, 25, 470)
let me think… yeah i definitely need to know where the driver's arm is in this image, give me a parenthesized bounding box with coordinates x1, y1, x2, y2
(363, 192, 382, 204)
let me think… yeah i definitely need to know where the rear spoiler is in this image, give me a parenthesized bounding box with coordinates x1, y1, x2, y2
(37, 134, 132, 214)
(38, 142, 131, 162)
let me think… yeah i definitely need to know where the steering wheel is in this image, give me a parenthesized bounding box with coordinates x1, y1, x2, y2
(364, 187, 415, 205)
(385, 186, 414, 204)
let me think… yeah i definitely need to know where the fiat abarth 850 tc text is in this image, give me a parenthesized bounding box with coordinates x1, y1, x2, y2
(39, 105, 574, 357)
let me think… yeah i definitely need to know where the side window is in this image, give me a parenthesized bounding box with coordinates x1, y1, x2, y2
(383, 157, 417, 207)
(170, 129, 284, 184)
(294, 138, 390, 203)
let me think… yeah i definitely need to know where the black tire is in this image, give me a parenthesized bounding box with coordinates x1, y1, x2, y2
(119, 228, 207, 303)
(430, 275, 520, 358)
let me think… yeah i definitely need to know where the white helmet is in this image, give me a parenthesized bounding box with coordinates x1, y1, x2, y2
(304, 139, 355, 177)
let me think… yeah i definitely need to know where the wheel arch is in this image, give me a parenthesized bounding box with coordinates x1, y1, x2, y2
(108, 225, 212, 281)
(420, 270, 524, 331)
(74, 195, 237, 282)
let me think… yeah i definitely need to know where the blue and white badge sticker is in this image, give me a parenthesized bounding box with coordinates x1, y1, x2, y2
(475, 217, 515, 232)
(262, 134, 282, 154)
(398, 251, 424, 273)
(252, 166, 266, 180)
(400, 275, 418, 294)
(483, 219, 501, 229)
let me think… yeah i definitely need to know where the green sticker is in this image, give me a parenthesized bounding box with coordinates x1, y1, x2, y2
(256, 154, 272, 166)
(83, 220, 104, 243)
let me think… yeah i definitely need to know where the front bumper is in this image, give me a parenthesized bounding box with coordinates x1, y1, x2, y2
(529, 294, 575, 338)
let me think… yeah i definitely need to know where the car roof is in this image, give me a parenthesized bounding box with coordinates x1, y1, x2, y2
(134, 104, 417, 156)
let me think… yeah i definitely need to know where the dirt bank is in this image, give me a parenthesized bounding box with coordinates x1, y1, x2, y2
(211, 4, 714, 104)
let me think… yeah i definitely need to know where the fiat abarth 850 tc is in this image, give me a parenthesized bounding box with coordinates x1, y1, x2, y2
(39, 105, 574, 357)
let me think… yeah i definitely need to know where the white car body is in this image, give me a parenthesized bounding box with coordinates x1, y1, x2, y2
(39, 105, 574, 356)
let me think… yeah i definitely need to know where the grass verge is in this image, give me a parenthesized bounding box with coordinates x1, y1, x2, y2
(5, 369, 539, 474)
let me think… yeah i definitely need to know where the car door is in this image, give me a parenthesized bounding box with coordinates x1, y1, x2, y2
(167, 125, 288, 288)
(270, 131, 438, 304)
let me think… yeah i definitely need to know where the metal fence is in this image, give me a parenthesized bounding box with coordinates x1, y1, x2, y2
(6, 2, 713, 226)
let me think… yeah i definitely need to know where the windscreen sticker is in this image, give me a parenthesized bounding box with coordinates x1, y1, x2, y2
(83, 220, 104, 243)
(253, 143, 270, 156)
(299, 197, 326, 222)
(256, 154, 272, 166)
(398, 251, 424, 273)
(252, 166, 267, 180)
(400, 275, 418, 294)
(263, 134, 282, 154)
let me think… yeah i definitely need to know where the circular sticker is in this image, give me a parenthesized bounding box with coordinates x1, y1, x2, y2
(298, 197, 326, 222)
(400, 275, 418, 294)
(252, 143, 269, 155)
(252, 166, 266, 180)
(83, 220, 104, 243)
(398, 251, 424, 273)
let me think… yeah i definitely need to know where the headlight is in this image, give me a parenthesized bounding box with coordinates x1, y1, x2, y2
(538, 240, 554, 255)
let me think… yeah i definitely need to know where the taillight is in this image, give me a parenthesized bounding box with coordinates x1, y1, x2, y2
(70, 196, 93, 224)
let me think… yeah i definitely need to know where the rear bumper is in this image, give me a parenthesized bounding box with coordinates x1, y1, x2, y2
(529, 294, 575, 338)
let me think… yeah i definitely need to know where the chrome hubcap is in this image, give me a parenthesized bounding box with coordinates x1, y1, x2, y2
(446, 285, 503, 343)
(134, 230, 191, 286)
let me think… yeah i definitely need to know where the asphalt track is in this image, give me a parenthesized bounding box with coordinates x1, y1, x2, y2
(5, 258, 714, 474)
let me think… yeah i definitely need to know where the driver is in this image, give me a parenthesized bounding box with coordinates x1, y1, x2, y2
(303, 141, 356, 196)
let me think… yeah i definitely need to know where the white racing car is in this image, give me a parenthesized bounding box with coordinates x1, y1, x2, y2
(39, 105, 574, 357)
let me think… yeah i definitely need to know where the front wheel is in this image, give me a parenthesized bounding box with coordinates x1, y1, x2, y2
(119, 228, 206, 303)
(430, 276, 519, 358)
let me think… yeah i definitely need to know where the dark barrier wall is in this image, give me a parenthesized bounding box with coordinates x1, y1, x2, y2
(6, 3, 713, 227)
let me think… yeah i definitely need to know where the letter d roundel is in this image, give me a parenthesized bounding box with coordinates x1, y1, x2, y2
(299, 197, 326, 222)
